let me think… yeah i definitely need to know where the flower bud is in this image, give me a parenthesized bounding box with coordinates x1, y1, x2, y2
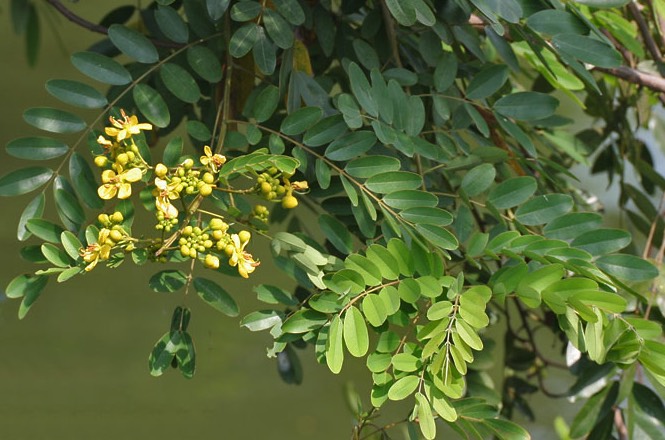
(238, 230, 251, 243)
(155, 163, 168, 178)
(204, 254, 220, 269)
(94, 156, 108, 168)
(282, 195, 298, 209)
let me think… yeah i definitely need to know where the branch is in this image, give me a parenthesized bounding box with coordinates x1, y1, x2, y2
(629, 1, 663, 62)
(380, 0, 403, 68)
(45, 0, 182, 48)
(597, 66, 665, 94)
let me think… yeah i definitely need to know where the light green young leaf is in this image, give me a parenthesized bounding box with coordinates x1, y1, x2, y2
(343, 306, 369, 357)
(326, 315, 344, 374)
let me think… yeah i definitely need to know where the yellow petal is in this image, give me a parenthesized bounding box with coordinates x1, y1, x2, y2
(117, 183, 132, 199)
(204, 145, 212, 156)
(105, 127, 120, 137)
(123, 167, 143, 182)
(101, 169, 116, 183)
(98, 184, 117, 200)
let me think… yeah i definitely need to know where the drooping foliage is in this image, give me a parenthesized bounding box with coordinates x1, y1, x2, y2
(5, 0, 665, 438)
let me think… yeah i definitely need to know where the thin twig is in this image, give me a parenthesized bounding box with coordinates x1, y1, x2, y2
(45, 0, 182, 48)
(380, 0, 403, 68)
(629, 1, 663, 62)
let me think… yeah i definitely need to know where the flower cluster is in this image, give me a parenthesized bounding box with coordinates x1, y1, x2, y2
(254, 167, 308, 209)
(151, 148, 221, 231)
(178, 219, 260, 278)
(94, 109, 151, 200)
(79, 211, 133, 271)
(80, 111, 305, 279)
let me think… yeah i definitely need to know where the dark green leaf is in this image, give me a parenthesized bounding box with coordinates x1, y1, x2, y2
(273, 0, 305, 25)
(488, 176, 537, 209)
(527, 10, 588, 36)
(384, 0, 416, 26)
(108, 24, 158, 63)
(160, 63, 201, 104)
(543, 212, 603, 240)
(400, 207, 453, 226)
(466, 65, 509, 100)
(149, 270, 187, 293)
(154, 5, 189, 43)
(133, 84, 170, 128)
(54, 188, 85, 226)
(162, 136, 183, 167)
(281, 107, 323, 135)
(263, 8, 293, 49)
(206, 0, 230, 20)
(303, 114, 347, 147)
(253, 27, 277, 74)
(493, 92, 559, 121)
(0, 167, 53, 197)
(253, 85, 280, 122)
(71, 51, 132, 85)
(345, 155, 401, 179)
(45, 79, 107, 109)
(552, 34, 622, 68)
(348, 62, 378, 117)
(383, 190, 438, 210)
(23, 108, 86, 134)
(482, 419, 530, 440)
(325, 131, 376, 161)
(231, 1, 262, 21)
(230, 23, 259, 58)
(187, 46, 223, 82)
(515, 194, 573, 225)
(18, 275, 49, 319)
(17, 194, 45, 241)
(193, 277, 239, 317)
(596, 254, 658, 281)
(365, 171, 422, 194)
(461, 163, 496, 196)
(6, 137, 68, 161)
(319, 214, 353, 254)
(416, 224, 459, 250)
(69, 152, 103, 209)
(570, 229, 631, 256)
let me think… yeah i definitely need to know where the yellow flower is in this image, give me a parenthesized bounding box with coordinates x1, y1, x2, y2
(105, 109, 152, 142)
(200, 145, 226, 173)
(98, 167, 143, 200)
(79, 228, 112, 271)
(154, 177, 179, 219)
(227, 233, 260, 278)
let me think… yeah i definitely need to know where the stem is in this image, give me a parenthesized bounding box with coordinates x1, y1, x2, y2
(629, 1, 662, 62)
(45, 0, 182, 48)
(597, 66, 665, 95)
(380, 0, 403, 68)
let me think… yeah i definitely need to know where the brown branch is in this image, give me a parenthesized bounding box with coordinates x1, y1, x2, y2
(45, 0, 182, 48)
(597, 66, 665, 94)
(629, 2, 663, 62)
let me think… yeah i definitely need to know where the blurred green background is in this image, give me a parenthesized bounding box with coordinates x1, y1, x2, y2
(0, 3, 361, 439)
